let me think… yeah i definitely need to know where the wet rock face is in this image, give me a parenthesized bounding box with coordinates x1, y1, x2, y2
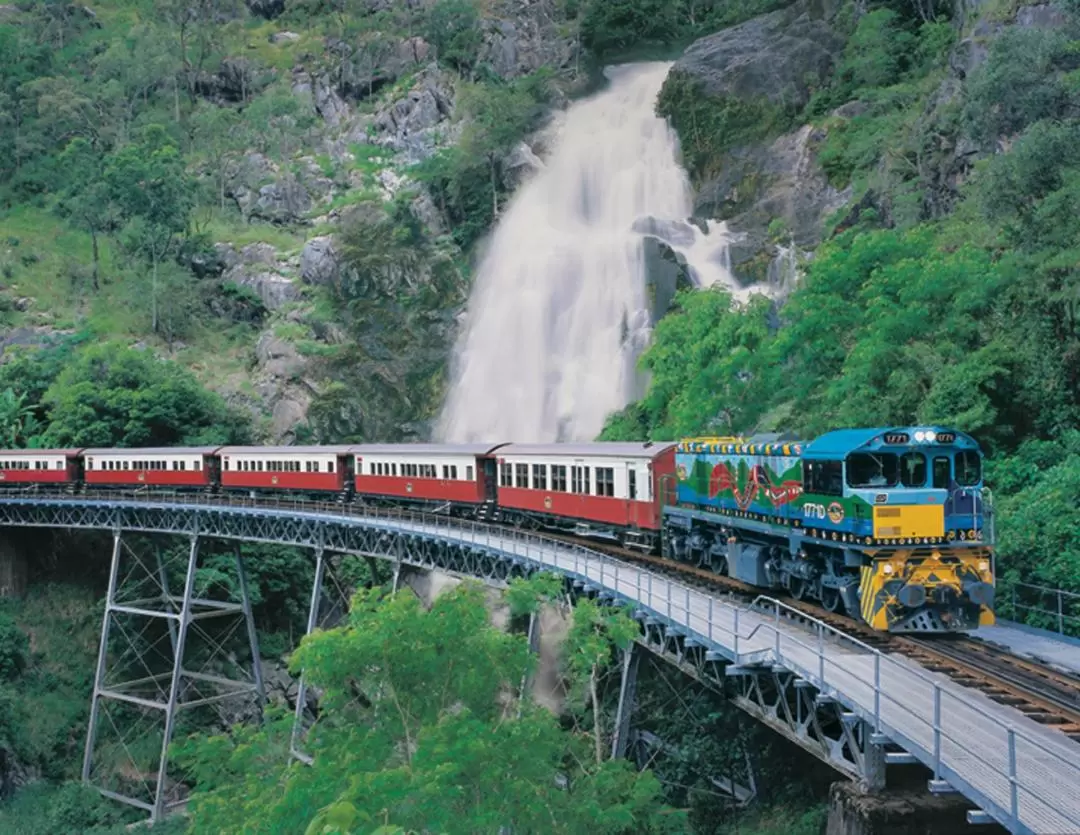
(672, 0, 844, 111)
(696, 124, 850, 262)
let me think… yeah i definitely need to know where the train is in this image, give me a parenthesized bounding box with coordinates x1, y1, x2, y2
(0, 425, 995, 634)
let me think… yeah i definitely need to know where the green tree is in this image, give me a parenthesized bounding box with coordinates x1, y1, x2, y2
(0, 387, 40, 447)
(56, 138, 112, 289)
(176, 584, 686, 834)
(39, 342, 248, 448)
(424, 0, 485, 77)
(104, 125, 194, 335)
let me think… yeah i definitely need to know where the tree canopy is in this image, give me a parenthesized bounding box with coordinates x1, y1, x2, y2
(176, 581, 687, 835)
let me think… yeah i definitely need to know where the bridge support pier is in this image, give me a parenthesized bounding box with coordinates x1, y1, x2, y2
(0, 534, 26, 598)
(290, 546, 352, 764)
(82, 532, 265, 821)
(611, 643, 641, 760)
(825, 780, 994, 835)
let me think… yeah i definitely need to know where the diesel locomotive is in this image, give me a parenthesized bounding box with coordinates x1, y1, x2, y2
(663, 426, 995, 633)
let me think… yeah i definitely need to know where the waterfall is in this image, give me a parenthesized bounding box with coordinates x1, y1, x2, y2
(436, 62, 741, 444)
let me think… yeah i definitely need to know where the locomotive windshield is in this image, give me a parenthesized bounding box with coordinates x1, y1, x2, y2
(956, 450, 981, 485)
(847, 451, 929, 488)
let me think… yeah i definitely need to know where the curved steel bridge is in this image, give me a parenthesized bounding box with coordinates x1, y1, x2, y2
(0, 490, 1076, 834)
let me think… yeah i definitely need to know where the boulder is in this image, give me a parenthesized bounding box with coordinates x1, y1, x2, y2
(256, 332, 305, 379)
(245, 0, 284, 18)
(671, 0, 844, 111)
(227, 152, 320, 225)
(271, 31, 300, 44)
(371, 67, 458, 162)
(312, 73, 349, 127)
(218, 243, 301, 310)
(478, 0, 579, 80)
(300, 236, 340, 286)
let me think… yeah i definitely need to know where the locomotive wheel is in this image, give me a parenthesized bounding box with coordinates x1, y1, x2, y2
(789, 577, 807, 601)
(821, 587, 843, 613)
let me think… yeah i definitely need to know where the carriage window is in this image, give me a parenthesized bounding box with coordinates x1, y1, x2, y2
(532, 464, 547, 490)
(442, 465, 449, 479)
(466, 465, 474, 481)
(595, 467, 615, 497)
(391, 463, 396, 476)
(628, 469, 637, 500)
(552, 465, 567, 492)
(571, 466, 583, 494)
(899, 452, 926, 487)
(515, 463, 528, 488)
(932, 456, 950, 489)
(803, 460, 843, 497)
(500, 463, 512, 486)
(328, 460, 335, 473)
(583, 467, 590, 494)
(847, 453, 898, 488)
(956, 451, 981, 486)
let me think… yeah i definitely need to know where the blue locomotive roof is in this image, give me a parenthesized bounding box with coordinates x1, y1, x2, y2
(803, 427, 978, 459)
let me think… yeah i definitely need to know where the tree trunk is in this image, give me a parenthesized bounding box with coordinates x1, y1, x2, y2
(90, 227, 100, 291)
(152, 252, 159, 334)
(590, 663, 602, 766)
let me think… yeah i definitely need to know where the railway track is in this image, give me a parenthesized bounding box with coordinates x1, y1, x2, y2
(533, 528, 1080, 742)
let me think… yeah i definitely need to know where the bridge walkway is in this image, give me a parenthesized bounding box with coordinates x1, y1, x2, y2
(0, 493, 1076, 834)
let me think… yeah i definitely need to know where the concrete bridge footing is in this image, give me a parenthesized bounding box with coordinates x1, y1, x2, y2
(825, 781, 1006, 835)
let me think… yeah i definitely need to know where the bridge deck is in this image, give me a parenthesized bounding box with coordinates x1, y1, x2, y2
(0, 493, 1076, 834)
(974, 620, 1080, 677)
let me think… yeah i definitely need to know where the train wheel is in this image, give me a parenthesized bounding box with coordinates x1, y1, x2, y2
(789, 577, 807, 601)
(821, 587, 843, 613)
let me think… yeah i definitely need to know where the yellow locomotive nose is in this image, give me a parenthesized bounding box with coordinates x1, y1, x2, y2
(873, 504, 944, 540)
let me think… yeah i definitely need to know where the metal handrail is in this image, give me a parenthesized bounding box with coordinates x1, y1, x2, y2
(1006, 580, 1080, 637)
(0, 487, 1077, 833)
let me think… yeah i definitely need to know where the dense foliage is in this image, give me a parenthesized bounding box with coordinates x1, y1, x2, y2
(0, 337, 250, 448)
(607, 0, 1080, 603)
(176, 579, 686, 834)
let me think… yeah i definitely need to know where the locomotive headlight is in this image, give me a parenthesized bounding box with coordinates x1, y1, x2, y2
(978, 560, 989, 572)
(914, 431, 926, 442)
(882, 563, 894, 574)
(925, 431, 936, 443)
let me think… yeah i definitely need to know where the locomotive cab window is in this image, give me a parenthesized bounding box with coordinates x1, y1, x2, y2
(803, 460, 843, 496)
(955, 450, 981, 486)
(932, 457, 950, 489)
(899, 452, 926, 488)
(846, 453, 898, 488)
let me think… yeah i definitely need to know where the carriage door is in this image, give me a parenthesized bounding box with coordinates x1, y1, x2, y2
(626, 462, 644, 528)
(482, 458, 497, 500)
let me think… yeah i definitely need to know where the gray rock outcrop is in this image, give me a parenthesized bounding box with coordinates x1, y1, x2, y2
(217, 242, 301, 311)
(300, 236, 340, 286)
(671, 0, 844, 111)
(225, 153, 333, 225)
(245, 0, 284, 19)
(371, 67, 457, 162)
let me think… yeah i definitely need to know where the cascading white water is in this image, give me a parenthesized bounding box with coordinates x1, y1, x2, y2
(437, 62, 742, 444)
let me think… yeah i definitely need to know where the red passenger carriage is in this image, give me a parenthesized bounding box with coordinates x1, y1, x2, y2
(494, 443, 677, 548)
(218, 446, 352, 493)
(351, 444, 505, 509)
(0, 449, 82, 486)
(83, 448, 219, 488)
